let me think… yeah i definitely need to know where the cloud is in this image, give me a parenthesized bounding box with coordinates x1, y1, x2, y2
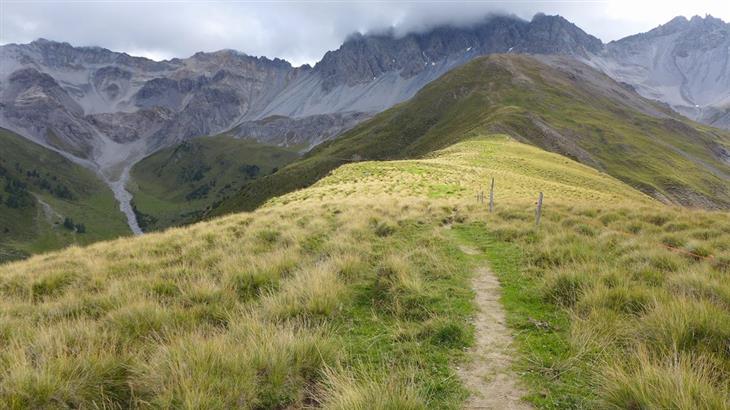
(1, 1, 728, 66)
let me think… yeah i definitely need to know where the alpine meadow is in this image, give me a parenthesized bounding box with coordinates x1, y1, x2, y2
(1, 5, 730, 410)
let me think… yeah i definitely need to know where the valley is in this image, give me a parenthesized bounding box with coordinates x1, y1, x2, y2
(1, 7, 730, 409)
(0, 128, 130, 262)
(3, 13, 730, 244)
(130, 135, 300, 230)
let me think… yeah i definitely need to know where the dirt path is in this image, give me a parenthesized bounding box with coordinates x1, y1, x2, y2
(458, 245, 532, 410)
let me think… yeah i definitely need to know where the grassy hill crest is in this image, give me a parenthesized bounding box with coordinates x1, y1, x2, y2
(211, 54, 730, 217)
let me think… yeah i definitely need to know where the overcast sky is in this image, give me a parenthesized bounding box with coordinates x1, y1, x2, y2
(1, 1, 729, 66)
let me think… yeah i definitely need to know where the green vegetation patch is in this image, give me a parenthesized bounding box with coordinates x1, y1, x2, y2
(0, 128, 130, 262)
(130, 135, 300, 231)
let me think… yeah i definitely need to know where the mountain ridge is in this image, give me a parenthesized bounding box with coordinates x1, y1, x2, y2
(211, 54, 730, 217)
(2, 13, 730, 235)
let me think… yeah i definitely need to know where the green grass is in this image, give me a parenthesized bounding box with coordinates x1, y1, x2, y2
(451, 203, 730, 409)
(453, 224, 591, 408)
(130, 135, 300, 230)
(0, 128, 130, 262)
(212, 54, 730, 217)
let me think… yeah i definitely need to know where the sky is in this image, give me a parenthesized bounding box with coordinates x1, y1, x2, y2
(1, 1, 729, 66)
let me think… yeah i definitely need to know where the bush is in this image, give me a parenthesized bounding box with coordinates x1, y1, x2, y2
(31, 271, 76, 301)
(63, 217, 75, 230)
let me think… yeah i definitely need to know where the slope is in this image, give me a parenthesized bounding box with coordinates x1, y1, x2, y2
(0, 128, 130, 262)
(212, 54, 730, 218)
(0, 135, 646, 405)
(129, 135, 301, 231)
(2, 135, 728, 408)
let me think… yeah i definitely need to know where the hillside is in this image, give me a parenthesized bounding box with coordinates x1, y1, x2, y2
(1, 135, 728, 408)
(212, 54, 730, 217)
(130, 135, 300, 231)
(0, 128, 130, 262)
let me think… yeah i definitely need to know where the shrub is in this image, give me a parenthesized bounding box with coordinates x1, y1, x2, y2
(661, 235, 684, 248)
(420, 319, 471, 348)
(711, 255, 730, 273)
(646, 214, 670, 226)
(256, 229, 281, 244)
(104, 304, 180, 343)
(666, 273, 730, 308)
(372, 220, 396, 237)
(138, 321, 337, 408)
(373, 254, 428, 318)
(150, 281, 181, 299)
(31, 271, 76, 301)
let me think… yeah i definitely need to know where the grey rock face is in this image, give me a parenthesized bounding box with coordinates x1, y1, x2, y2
(232, 112, 372, 148)
(586, 15, 730, 129)
(314, 14, 601, 92)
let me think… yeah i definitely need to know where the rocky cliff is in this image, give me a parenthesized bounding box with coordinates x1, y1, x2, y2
(587, 15, 730, 129)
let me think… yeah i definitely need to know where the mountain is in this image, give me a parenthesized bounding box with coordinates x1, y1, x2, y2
(587, 15, 730, 129)
(212, 54, 730, 217)
(0, 128, 129, 262)
(0, 13, 602, 232)
(3, 13, 730, 237)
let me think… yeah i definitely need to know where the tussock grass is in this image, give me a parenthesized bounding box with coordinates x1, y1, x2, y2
(317, 368, 426, 410)
(462, 201, 730, 408)
(0, 196, 474, 408)
(2, 135, 728, 408)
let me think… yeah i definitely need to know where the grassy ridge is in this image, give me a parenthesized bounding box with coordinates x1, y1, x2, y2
(0, 128, 130, 262)
(130, 135, 300, 230)
(212, 54, 730, 217)
(2, 135, 728, 407)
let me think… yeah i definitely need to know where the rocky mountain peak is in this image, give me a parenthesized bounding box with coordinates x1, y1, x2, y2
(688, 14, 726, 27)
(313, 13, 600, 91)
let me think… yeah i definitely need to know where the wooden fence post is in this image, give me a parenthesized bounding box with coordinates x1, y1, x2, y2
(535, 192, 543, 226)
(489, 177, 495, 212)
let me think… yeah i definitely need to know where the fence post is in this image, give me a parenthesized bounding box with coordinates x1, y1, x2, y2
(489, 177, 495, 213)
(535, 192, 543, 226)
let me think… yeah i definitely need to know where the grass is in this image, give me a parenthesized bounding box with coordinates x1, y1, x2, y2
(212, 54, 730, 217)
(453, 203, 730, 409)
(1, 133, 728, 408)
(130, 135, 300, 231)
(0, 196, 477, 408)
(0, 128, 130, 262)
